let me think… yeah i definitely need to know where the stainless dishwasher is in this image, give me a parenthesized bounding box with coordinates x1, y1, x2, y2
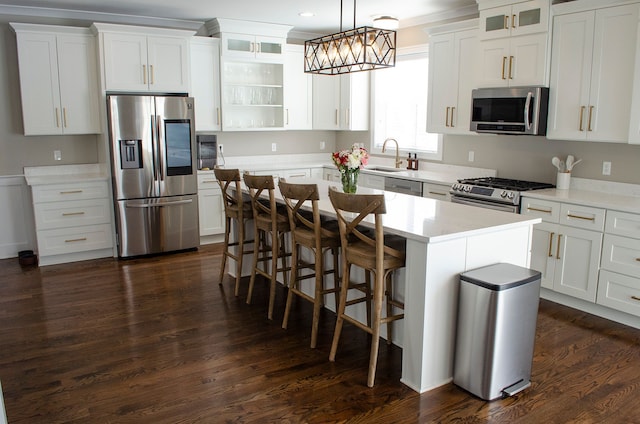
(384, 176, 422, 196)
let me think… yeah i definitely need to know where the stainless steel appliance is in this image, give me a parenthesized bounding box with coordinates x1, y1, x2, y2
(196, 134, 217, 170)
(450, 177, 554, 213)
(470, 87, 549, 135)
(108, 94, 199, 257)
(384, 176, 423, 196)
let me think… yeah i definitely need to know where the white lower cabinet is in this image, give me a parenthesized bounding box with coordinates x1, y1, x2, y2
(422, 182, 451, 201)
(31, 180, 113, 266)
(597, 210, 640, 316)
(197, 172, 224, 240)
(359, 174, 385, 190)
(522, 197, 603, 302)
(323, 168, 340, 182)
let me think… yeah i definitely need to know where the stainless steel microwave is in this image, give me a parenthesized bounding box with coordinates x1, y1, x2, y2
(470, 87, 549, 136)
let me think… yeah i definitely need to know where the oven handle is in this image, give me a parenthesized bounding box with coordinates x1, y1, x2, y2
(451, 195, 518, 213)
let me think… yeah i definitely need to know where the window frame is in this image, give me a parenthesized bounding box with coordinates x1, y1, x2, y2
(369, 44, 443, 161)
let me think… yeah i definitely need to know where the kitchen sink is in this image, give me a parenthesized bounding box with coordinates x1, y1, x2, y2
(365, 166, 405, 173)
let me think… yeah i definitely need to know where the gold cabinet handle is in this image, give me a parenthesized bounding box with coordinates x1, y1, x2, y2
(502, 56, 507, 79)
(445, 106, 450, 127)
(335, 109, 339, 125)
(556, 234, 562, 260)
(588, 105, 594, 131)
(150, 64, 154, 84)
(345, 108, 350, 126)
(632, 296, 640, 301)
(143, 64, 147, 84)
(285, 109, 289, 125)
(567, 213, 595, 221)
(65, 237, 87, 243)
(201, 180, 216, 184)
(59, 190, 83, 194)
(451, 106, 456, 127)
(512, 14, 517, 29)
(63, 107, 67, 128)
(55, 108, 60, 128)
(216, 107, 221, 125)
(429, 191, 447, 197)
(504, 15, 509, 30)
(527, 207, 552, 214)
(62, 211, 85, 216)
(509, 56, 514, 79)
(636, 258, 640, 262)
(579, 106, 585, 131)
(548, 232, 555, 257)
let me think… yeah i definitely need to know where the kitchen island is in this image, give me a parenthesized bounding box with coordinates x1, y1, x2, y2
(232, 177, 541, 393)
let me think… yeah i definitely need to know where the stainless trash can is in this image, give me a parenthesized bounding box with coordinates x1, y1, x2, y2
(453, 263, 541, 401)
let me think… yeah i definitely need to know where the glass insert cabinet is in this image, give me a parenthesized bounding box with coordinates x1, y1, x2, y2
(479, 0, 549, 40)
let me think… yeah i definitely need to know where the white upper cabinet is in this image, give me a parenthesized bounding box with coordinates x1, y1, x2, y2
(220, 33, 285, 61)
(479, 0, 549, 40)
(427, 22, 478, 134)
(476, 0, 550, 87)
(12, 24, 101, 135)
(190, 37, 222, 132)
(93, 23, 194, 93)
(547, 4, 639, 142)
(313, 73, 369, 130)
(284, 44, 312, 130)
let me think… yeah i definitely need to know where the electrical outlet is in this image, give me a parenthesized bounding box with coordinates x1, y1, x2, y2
(54, 150, 62, 161)
(602, 161, 611, 176)
(468, 151, 475, 162)
(271, 143, 277, 152)
(320, 141, 326, 150)
(218, 144, 223, 154)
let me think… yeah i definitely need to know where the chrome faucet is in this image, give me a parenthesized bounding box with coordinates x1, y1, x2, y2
(382, 138, 403, 168)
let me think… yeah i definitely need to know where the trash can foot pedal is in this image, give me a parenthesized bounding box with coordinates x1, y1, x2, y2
(501, 379, 531, 398)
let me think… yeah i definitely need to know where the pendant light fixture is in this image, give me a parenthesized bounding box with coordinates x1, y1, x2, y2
(304, 0, 396, 75)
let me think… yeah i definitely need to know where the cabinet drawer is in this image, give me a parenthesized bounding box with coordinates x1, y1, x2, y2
(597, 270, 640, 318)
(560, 203, 605, 231)
(423, 183, 451, 201)
(606, 210, 640, 240)
(197, 173, 218, 189)
(37, 223, 113, 256)
(35, 198, 111, 230)
(601, 234, 640, 277)
(32, 181, 109, 203)
(520, 198, 560, 222)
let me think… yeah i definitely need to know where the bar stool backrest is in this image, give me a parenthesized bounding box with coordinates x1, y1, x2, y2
(214, 168, 248, 220)
(278, 180, 324, 244)
(243, 173, 278, 227)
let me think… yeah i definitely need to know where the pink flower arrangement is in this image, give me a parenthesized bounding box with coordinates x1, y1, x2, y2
(332, 144, 369, 171)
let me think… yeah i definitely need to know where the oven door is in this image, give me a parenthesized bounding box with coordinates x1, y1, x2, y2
(451, 195, 518, 213)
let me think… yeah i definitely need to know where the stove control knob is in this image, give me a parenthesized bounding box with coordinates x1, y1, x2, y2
(464, 185, 471, 192)
(452, 184, 458, 191)
(507, 192, 515, 199)
(501, 190, 508, 198)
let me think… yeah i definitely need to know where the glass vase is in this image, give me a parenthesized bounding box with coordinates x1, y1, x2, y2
(341, 168, 359, 193)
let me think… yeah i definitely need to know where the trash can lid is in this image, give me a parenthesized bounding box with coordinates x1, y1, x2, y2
(460, 263, 541, 291)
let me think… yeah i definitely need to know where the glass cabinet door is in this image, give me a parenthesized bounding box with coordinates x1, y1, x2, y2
(480, 0, 548, 40)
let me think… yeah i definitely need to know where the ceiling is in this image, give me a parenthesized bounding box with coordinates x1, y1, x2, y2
(0, 0, 479, 34)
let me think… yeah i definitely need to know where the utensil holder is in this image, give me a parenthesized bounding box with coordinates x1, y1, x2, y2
(556, 172, 571, 190)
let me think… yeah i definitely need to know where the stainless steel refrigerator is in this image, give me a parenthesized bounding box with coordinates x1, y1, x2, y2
(107, 94, 199, 257)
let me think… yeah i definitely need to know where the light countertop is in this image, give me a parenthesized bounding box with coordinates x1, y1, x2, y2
(520, 178, 640, 214)
(24, 164, 109, 186)
(277, 178, 540, 243)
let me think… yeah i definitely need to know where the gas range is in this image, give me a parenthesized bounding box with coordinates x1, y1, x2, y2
(450, 177, 555, 213)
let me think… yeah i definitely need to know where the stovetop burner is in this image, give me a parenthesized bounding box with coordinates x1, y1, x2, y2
(457, 177, 555, 191)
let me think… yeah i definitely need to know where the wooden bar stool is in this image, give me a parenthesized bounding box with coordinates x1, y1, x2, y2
(327, 186, 406, 387)
(278, 179, 341, 348)
(214, 168, 254, 296)
(243, 173, 291, 320)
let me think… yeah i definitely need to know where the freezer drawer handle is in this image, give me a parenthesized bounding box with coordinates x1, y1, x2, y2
(127, 199, 193, 208)
(62, 211, 85, 216)
(65, 237, 87, 243)
(60, 190, 83, 195)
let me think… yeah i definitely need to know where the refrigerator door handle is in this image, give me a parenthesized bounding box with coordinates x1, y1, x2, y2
(126, 199, 193, 208)
(156, 114, 165, 182)
(150, 114, 159, 186)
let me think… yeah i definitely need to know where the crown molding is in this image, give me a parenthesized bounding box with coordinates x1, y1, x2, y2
(401, 4, 479, 28)
(0, 4, 204, 30)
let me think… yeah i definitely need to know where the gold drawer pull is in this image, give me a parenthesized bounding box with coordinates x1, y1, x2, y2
(556, 234, 562, 260)
(65, 237, 87, 243)
(59, 190, 83, 194)
(527, 207, 552, 214)
(567, 213, 595, 221)
(201, 180, 216, 184)
(631, 296, 640, 302)
(429, 191, 447, 196)
(548, 232, 555, 257)
(579, 106, 585, 131)
(636, 258, 640, 262)
(62, 211, 85, 216)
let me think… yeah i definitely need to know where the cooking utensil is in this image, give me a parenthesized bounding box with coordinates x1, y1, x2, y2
(566, 155, 574, 171)
(568, 158, 582, 170)
(552, 156, 562, 171)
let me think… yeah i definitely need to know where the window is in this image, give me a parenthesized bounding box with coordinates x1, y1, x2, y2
(371, 45, 442, 160)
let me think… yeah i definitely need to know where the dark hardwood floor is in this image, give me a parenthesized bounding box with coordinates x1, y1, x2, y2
(1, 244, 640, 423)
